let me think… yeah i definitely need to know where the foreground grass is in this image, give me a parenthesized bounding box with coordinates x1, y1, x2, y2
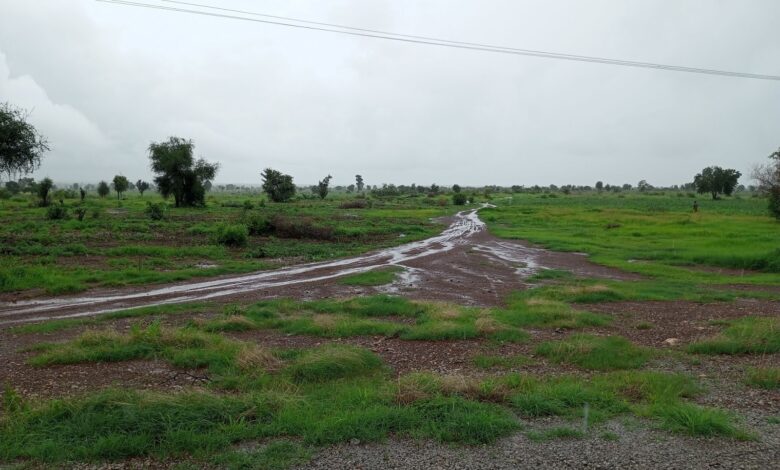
(745, 367, 780, 390)
(535, 334, 652, 371)
(688, 317, 780, 355)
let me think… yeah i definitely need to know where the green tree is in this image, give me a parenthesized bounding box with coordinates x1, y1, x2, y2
(452, 184, 462, 193)
(693, 166, 741, 200)
(97, 181, 110, 198)
(355, 174, 364, 192)
(149, 137, 219, 207)
(753, 148, 780, 219)
(452, 192, 467, 205)
(0, 102, 49, 181)
(36, 177, 53, 206)
(112, 175, 129, 200)
(595, 181, 604, 192)
(261, 168, 296, 202)
(136, 179, 150, 196)
(317, 174, 332, 200)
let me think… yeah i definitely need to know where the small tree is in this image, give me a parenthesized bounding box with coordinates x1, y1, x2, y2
(452, 184, 462, 193)
(637, 180, 652, 192)
(753, 148, 780, 219)
(37, 177, 53, 206)
(261, 168, 296, 202)
(136, 179, 150, 196)
(355, 174, 364, 192)
(693, 166, 741, 200)
(113, 175, 129, 200)
(317, 174, 332, 200)
(97, 180, 110, 198)
(452, 192, 467, 205)
(0, 102, 50, 181)
(595, 181, 604, 193)
(79, 187, 86, 202)
(149, 137, 219, 207)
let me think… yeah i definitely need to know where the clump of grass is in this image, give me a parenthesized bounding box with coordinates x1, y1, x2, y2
(535, 335, 651, 370)
(211, 441, 312, 470)
(337, 267, 402, 286)
(745, 367, 780, 390)
(635, 321, 654, 330)
(649, 402, 752, 439)
(493, 295, 611, 330)
(688, 317, 780, 355)
(285, 345, 383, 383)
(472, 354, 533, 369)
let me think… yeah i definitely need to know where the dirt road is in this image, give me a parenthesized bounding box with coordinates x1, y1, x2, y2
(0, 206, 633, 327)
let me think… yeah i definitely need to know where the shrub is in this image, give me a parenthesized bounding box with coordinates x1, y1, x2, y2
(215, 224, 249, 247)
(271, 215, 334, 240)
(45, 205, 69, 220)
(74, 207, 87, 221)
(242, 200, 254, 210)
(452, 193, 468, 205)
(245, 215, 272, 236)
(339, 199, 369, 209)
(144, 202, 166, 221)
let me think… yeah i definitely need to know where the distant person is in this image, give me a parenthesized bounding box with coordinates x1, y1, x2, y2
(693, 200, 699, 213)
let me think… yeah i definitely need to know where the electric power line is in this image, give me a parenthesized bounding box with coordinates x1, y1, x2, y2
(97, 0, 780, 81)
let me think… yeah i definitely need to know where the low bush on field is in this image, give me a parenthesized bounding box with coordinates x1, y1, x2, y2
(688, 317, 780, 355)
(215, 223, 249, 247)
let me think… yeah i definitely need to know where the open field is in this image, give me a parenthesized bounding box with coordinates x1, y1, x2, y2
(1, 192, 779, 469)
(0, 192, 452, 297)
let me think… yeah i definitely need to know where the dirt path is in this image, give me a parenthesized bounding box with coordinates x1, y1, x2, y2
(0, 206, 635, 327)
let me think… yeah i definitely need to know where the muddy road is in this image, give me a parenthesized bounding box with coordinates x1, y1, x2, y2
(0, 207, 634, 326)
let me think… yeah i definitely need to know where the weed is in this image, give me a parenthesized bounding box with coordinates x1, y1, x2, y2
(535, 335, 651, 370)
(688, 317, 780, 354)
(745, 367, 780, 389)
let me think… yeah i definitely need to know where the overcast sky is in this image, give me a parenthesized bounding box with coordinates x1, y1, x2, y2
(1, 0, 778, 187)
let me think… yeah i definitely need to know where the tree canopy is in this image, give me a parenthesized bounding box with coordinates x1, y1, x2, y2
(261, 168, 296, 202)
(97, 181, 110, 198)
(693, 166, 741, 200)
(149, 137, 218, 207)
(113, 175, 129, 199)
(0, 102, 50, 180)
(317, 174, 332, 200)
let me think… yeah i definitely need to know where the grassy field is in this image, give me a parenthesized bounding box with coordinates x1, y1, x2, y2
(482, 193, 780, 288)
(0, 191, 454, 295)
(2, 191, 778, 468)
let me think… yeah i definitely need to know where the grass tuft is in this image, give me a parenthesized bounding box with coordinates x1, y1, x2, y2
(535, 334, 651, 370)
(688, 317, 780, 355)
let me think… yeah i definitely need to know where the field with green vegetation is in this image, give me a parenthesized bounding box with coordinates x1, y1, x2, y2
(0, 191, 453, 296)
(483, 193, 780, 289)
(1, 190, 778, 468)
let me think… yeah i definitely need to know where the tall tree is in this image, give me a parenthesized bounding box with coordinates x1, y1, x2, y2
(355, 174, 364, 192)
(261, 168, 296, 202)
(693, 166, 741, 200)
(97, 181, 110, 198)
(113, 175, 129, 200)
(0, 102, 50, 181)
(148, 137, 218, 207)
(317, 174, 332, 200)
(37, 177, 53, 206)
(136, 179, 150, 196)
(753, 148, 780, 219)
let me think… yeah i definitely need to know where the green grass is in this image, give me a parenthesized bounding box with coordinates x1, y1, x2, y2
(337, 266, 403, 286)
(492, 293, 611, 329)
(0, 192, 455, 295)
(482, 194, 780, 295)
(688, 317, 780, 355)
(285, 345, 384, 383)
(535, 335, 652, 370)
(745, 367, 780, 389)
(211, 441, 312, 470)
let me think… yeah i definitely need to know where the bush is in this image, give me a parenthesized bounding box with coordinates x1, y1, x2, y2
(245, 215, 272, 236)
(339, 199, 369, 209)
(452, 193, 468, 206)
(74, 207, 87, 221)
(45, 205, 69, 220)
(215, 224, 249, 247)
(271, 215, 334, 240)
(144, 202, 166, 221)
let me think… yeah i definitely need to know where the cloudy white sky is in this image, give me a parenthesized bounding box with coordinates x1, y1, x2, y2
(1, 0, 778, 187)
